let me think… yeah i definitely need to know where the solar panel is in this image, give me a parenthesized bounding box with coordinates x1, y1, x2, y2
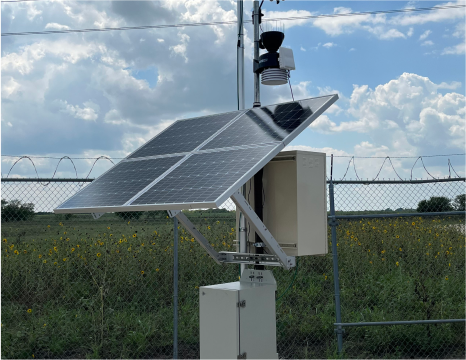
(132, 145, 277, 206)
(54, 94, 338, 213)
(128, 112, 241, 159)
(200, 97, 327, 150)
(56, 156, 183, 209)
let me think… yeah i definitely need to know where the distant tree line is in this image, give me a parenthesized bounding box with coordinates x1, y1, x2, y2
(1, 199, 35, 222)
(417, 194, 465, 213)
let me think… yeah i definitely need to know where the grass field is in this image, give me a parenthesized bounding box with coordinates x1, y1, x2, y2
(1, 212, 465, 359)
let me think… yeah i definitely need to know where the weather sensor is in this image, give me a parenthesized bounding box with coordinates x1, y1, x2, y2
(254, 30, 295, 86)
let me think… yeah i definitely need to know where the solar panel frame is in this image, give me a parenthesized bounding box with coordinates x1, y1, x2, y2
(54, 94, 338, 214)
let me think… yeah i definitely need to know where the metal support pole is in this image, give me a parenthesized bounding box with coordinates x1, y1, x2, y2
(329, 155, 343, 353)
(253, 0, 261, 107)
(239, 196, 247, 276)
(173, 217, 179, 359)
(238, 0, 247, 276)
(237, 0, 245, 111)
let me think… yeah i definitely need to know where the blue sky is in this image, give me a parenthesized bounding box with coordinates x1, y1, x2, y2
(1, 0, 465, 180)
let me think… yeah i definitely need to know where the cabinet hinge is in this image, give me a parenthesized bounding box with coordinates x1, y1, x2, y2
(237, 352, 247, 359)
(237, 300, 246, 308)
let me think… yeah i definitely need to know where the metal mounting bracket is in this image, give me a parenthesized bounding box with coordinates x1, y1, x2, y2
(218, 251, 295, 267)
(231, 190, 295, 270)
(91, 212, 104, 220)
(167, 209, 181, 218)
(174, 212, 222, 264)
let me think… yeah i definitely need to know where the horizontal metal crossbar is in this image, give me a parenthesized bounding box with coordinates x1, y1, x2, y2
(1, 178, 94, 182)
(331, 211, 465, 220)
(328, 178, 465, 184)
(335, 319, 466, 327)
(218, 251, 284, 267)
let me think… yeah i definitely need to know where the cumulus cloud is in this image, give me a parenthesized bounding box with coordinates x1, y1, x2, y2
(421, 40, 434, 46)
(312, 73, 465, 155)
(59, 100, 100, 121)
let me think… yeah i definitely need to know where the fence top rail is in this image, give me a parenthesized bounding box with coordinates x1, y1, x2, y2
(332, 211, 465, 220)
(335, 319, 466, 327)
(329, 178, 465, 184)
(2, 177, 465, 184)
(1, 178, 94, 182)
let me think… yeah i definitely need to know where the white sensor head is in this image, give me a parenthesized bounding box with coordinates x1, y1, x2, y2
(279, 47, 295, 71)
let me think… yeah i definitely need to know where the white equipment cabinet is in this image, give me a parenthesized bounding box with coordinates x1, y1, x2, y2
(238, 150, 328, 256)
(200, 269, 278, 359)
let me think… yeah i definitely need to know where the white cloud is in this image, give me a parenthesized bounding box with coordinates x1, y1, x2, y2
(59, 100, 100, 121)
(315, 73, 465, 155)
(169, 33, 190, 63)
(262, 9, 313, 29)
(421, 40, 434, 46)
(407, 27, 414, 37)
(323, 42, 336, 48)
(45, 23, 70, 30)
(349, 48, 356, 52)
(442, 23, 466, 55)
(157, 39, 165, 43)
(1, 77, 21, 98)
(419, 30, 432, 40)
(377, 28, 407, 40)
(390, 2, 465, 26)
(300, 46, 306, 52)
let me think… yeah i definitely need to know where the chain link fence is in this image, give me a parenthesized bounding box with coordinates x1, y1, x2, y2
(1, 177, 465, 359)
(330, 178, 465, 358)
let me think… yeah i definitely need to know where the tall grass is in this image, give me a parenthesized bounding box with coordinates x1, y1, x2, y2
(1, 214, 464, 358)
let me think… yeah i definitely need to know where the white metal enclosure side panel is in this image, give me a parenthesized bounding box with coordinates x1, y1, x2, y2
(296, 151, 328, 255)
(239, 285, 278, 359)
(262, 159, 299, 256)
(200, 286, 239, 359)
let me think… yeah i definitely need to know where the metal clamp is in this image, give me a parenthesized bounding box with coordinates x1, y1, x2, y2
(328, 215, 339, 227)
(237, 300, 246, 308)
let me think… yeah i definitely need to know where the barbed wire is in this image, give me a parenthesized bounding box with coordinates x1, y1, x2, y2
(1, 4, 464, 37)
(336, 155, 464, 181)
(1, 154, 464, 182)
(2, 155, 115, 185)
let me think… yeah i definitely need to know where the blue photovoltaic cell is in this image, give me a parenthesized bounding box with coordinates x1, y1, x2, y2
(57, 156, 183, 209)
(128, 112, 240, 158)
(132, 145, 276, 205)
(201, 96, 332, 150)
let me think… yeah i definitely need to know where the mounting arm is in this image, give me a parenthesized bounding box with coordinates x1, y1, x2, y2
(166, 203, 295, 269)
(171, 211, 223, 265)
(230, 190, 295, 270)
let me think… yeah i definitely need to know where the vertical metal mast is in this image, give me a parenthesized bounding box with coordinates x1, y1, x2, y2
(237, 0, 245, 111)
(253, 0, 261, 108)
(237, 0, 247, 276)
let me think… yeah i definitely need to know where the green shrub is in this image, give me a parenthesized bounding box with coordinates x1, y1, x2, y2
(453, 194, 465, 211)
(1, 199, 35, 222)
(417, 196, 453, 213)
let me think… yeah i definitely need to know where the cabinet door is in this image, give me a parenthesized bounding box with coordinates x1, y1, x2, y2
(200, 288, 239, 359)
(239, 286, 278, 359)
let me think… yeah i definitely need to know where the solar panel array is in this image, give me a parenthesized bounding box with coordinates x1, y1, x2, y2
(55, 95, 338, 213)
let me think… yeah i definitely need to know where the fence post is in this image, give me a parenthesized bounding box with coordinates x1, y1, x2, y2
(173, 217, 179, 359)
(329, 156, 343, 354)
